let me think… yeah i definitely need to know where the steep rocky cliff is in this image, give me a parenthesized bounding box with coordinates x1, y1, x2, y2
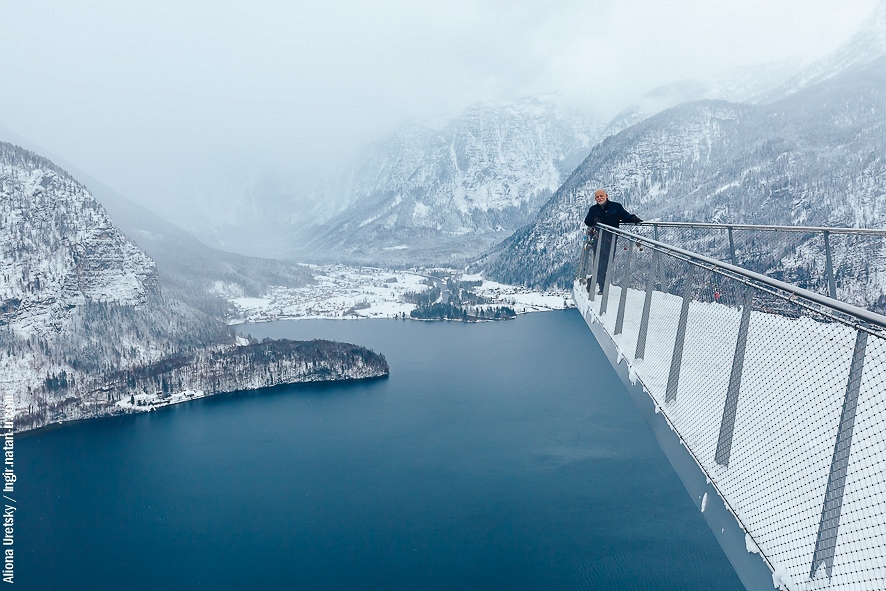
(1, 143, 159, 332)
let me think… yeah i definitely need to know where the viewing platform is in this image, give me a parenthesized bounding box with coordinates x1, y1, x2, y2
(573, 223, 886, 591)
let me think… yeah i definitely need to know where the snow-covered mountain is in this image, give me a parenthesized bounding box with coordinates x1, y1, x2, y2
(603, 61, 801, 139)
(85, 175, 314, 315)
(603, 2, 886, 141)
(296, 97, 600, 266)
(0, 124, 314, 316)
(479, 52, 886, 309)
(0, 143, 159, 337)
(1, 142, 229, 408)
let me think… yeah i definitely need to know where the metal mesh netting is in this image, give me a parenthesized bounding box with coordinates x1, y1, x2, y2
(622, 224, 886, 315)
(574, 226, 886, 590)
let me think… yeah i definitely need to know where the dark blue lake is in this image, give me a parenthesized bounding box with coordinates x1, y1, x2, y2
(17, 310, 742, 590)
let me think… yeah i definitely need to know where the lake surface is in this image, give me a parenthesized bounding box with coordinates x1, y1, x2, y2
(17, 310, 743, 590)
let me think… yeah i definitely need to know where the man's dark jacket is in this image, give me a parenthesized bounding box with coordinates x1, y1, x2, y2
(584, 200, 642, 229)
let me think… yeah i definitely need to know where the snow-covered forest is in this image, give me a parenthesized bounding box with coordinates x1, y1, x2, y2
(14, 338, 388, 431)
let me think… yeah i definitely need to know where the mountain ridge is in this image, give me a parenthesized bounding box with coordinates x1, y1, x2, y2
(0, 123, 314, 316)
(295, 96, 600, 266)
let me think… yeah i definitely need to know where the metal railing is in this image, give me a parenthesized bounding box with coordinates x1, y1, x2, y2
(574, 223, 886, 590)
(611, 222, 886, 309)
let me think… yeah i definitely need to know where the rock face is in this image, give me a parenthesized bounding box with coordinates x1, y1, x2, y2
(479, 53, 886, 308)
(298, 97, 599, 266)
(0, 143, 158, 337)
(0, 142, 227, 419)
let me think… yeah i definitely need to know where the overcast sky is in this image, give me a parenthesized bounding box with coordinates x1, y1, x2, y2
(0, 0, 880, 217)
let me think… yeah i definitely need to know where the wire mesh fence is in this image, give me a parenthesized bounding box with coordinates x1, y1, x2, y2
(618, 224, 886, 315)
(574, 224, 886, 591)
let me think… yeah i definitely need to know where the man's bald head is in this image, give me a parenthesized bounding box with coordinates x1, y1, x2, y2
(594, 189, 608, 204)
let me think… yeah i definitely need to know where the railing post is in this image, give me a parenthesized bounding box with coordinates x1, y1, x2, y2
(727, 226, 737, 266)
(665, 267, 694, 402)
(810, 329, 867, 580)
(634, 246, 657, 360)
(614, 240, 633, 335)
(823, 230, 836, 299)
(715, 286, 753, 466)
(599, 232, 617, 315)
(576, 236, 590, 281)
(588, 231, 603, 301)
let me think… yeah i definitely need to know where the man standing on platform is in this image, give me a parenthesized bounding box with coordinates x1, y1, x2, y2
(583, 188, 642, 294)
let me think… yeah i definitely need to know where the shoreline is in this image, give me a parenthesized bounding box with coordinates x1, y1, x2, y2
(14, 339, 389, 434)
(18, 372, 391, 436)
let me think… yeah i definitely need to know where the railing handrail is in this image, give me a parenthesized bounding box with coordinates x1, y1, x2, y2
(597, 224, 886, 331)
(640, 221, 886, 236)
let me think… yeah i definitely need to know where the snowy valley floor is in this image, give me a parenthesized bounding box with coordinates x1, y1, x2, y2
(225, 264, 572, 324)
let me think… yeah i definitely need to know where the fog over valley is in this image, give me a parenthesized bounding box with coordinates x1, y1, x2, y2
(0, 0, 879, 254)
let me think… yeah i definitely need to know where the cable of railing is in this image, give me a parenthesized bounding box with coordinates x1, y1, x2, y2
(597, 224, 886, 331)
(641, 221, 886, 236)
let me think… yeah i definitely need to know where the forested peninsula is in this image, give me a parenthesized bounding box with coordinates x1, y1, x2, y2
(16, 339, 389, 432)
